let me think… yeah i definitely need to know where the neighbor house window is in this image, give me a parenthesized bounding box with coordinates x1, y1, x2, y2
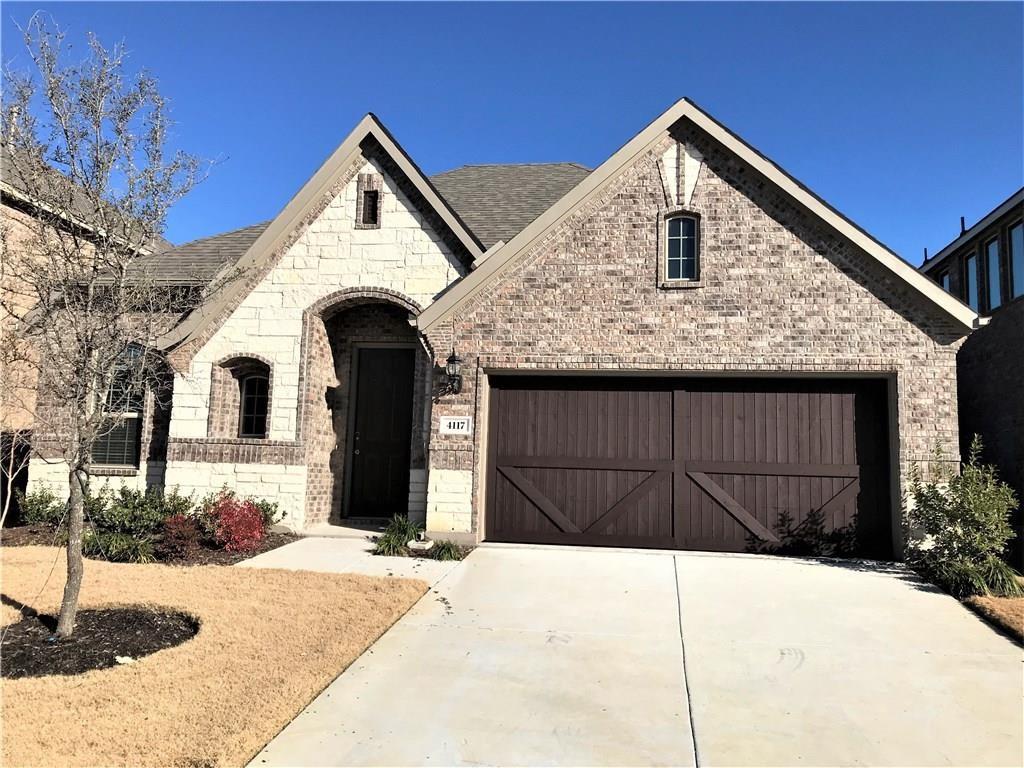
(938, 270, 951, 293)
(239, 374, 269, 438)
(666, 215, 699, 281)
(985, 237, 1002, 311)
(1010, 221, 1023, 299)
(965, 252, 979, 311)
(93, 351, 145, 467)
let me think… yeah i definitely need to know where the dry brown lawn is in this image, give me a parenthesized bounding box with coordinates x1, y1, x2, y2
(1, 545, 427, 767)
(965, 594, 1024, 643)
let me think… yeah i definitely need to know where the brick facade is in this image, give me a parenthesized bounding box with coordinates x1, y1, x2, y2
(422, 122, 967, 546)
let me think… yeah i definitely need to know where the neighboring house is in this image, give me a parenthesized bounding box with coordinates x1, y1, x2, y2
(919, 188, 1024, 566)
(27, 99, 981, 559)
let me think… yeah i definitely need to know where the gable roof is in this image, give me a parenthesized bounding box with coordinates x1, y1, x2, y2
(431, 163, 591, 248)
(418, 98, 982, 333)
(128, 221, 270, 285)
(158, 113, 485, 354)
(918, 187, 1024, 274)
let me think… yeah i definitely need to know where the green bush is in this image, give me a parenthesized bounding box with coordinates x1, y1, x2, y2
(250, 498, 281, 529)
(16, 486, 65, 526)
(82, 487, 196, 563)
(429, 540, 468, 561)
(371, 516, 425, 557)
(83, 528, 156, 563)
(87, 487, 183, 536)
(383, 515, 422, 544)
(906, 436, 1023, 598)
(372, 531, 408, 557)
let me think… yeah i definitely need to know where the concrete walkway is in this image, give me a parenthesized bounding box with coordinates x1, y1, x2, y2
(239, 535, 459, 585)
(250, 545, 1022, 767)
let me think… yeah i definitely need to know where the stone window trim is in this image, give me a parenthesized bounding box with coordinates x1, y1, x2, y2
(355, 173, 384, 229)
(657, 207, 704, 289)
(207, 354, 274, 440)
(91, 466, 139, 477)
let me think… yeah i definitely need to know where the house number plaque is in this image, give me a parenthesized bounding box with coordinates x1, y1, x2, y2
(440, 416, 473, 435)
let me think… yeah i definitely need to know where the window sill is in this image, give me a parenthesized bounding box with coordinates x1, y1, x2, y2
(659, 279, 705, 290)
(91, 466, 139, 477)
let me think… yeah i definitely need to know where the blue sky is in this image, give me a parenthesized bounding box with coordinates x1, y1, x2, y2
(3, 2, 1022, 264)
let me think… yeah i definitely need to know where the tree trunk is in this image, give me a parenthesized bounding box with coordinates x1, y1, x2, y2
(55, 464, 88, 638)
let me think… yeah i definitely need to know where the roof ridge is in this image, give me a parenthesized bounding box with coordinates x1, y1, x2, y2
(434, 162, 590, 174)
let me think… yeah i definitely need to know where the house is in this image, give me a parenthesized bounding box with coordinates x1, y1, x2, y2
(26, 99, 981, 558)
(919, 188, 1024, 565)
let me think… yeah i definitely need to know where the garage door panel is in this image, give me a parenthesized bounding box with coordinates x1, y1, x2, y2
(487, 377, 892, 557)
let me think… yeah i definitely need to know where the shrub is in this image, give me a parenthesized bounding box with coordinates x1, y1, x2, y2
(371, 516, 423, 557)
(906, 436, 1023, 598)
(206, 493, 265, 552)
(372, 531, 408, 557)
(384, 515, 422, 544)
(198, 488, 279, 544)
(83, 529, 155, 563)
(16, 486, 65, 527)
(87, 487, 189, 536)
(161, 488, 195, 519)
(429, 540, 468, 561)
(250, 498, 281, 529)
(160, 513, 201, 558)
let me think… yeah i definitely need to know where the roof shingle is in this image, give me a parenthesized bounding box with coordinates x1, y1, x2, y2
(430, 163, 590, 248)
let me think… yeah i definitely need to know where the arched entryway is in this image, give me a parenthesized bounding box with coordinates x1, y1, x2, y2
(301, 290, 430, 527)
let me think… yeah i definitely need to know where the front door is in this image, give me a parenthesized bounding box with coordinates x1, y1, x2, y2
(347, 347, 415, 518)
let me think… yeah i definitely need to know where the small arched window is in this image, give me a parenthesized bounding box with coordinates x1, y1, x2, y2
(238, 374, 269, 438)
(666, 215, 699, 281)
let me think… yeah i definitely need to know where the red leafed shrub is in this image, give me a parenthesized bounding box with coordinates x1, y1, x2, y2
(209, 495, 265, 552)
(161, 514, 201, 557)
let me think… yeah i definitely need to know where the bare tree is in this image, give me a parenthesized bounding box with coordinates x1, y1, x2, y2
(0, 16, 204, 636)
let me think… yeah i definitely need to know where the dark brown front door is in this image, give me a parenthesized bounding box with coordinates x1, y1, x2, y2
(347, 347, 415, 518)
(486, 376, 892, 558)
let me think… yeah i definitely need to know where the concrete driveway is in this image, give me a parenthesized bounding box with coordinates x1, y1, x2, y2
(251, 546, 1022, 767)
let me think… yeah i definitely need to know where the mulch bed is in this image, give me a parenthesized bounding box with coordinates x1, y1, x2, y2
(1, 524, 297, 565)
(158, 531, 297, 566)
(1, 607, 198, 679)
(1, 524, 60, 548)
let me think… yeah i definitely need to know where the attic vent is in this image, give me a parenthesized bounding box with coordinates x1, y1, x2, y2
(362, 190, 379, 225)
(355, 173, 383, 229)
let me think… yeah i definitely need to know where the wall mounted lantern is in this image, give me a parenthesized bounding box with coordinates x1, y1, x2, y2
(444, 349, 463, 395)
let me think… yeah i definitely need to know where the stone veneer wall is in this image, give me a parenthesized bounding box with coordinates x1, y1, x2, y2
(422, 120, 967, 546)
(162, 148, 467, 529)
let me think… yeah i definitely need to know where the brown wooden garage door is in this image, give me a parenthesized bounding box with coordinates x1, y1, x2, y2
(485, 377, 893, 559)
